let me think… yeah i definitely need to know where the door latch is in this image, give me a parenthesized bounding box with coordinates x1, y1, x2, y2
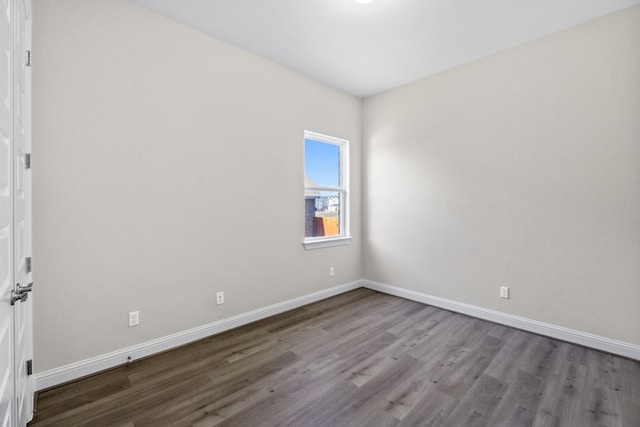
(10, 282, 32, 305)
(17, 283, 32, 293)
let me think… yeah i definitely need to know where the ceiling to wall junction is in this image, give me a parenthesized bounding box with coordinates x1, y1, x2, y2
(130, 0, 640, 97)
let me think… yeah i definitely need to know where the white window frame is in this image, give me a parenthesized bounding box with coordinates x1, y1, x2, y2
(303, 130, 351, 250)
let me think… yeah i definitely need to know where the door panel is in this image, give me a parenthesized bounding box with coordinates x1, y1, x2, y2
(0, 0, 12, 424)
(0, 0, 32, 425)
(13, 0, 32, 424)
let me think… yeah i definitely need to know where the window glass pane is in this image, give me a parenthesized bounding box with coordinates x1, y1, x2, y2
(304, 191, 341, 238)
(304, 139, 340, 188)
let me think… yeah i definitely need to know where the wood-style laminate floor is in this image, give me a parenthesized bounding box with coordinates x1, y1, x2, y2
(29, 289, 640, 426)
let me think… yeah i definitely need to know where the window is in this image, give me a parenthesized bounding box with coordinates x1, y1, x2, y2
(304, 131, 351, 249)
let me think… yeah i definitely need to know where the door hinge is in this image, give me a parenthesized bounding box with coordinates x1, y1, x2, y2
(26, 50, 31, 67)
(25, 153, 31, 169)
(26, 257, 31, 274)
(26, 359, 33, 376)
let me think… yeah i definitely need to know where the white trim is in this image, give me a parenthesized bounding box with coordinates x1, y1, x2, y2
(305, 186, 342, 192)
(303, 236, 352, 250)
(304, 130, 348, 147)
(34, 280, 363, 391)
(303, 130, 350, 246)
(362, 280, 640, 361)
(35, 278, 639, 391)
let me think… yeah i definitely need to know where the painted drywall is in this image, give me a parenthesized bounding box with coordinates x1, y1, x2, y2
(363, 6, 640, 345)
(32, 0, 361, 372)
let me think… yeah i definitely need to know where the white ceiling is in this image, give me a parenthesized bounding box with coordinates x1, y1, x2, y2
(130, 0, 640, 97)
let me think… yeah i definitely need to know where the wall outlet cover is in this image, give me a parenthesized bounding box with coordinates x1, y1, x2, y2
(128, 311, 140, 327)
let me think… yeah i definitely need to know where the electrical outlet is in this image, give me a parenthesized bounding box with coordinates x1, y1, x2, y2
(216, 292, 224, 305)
(500, 287, 510, 299)
(128, 311, 140, 327)
(329, 267, 335, 277)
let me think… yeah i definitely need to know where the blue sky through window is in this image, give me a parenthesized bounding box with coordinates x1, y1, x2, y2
(305, 138, 340, 187)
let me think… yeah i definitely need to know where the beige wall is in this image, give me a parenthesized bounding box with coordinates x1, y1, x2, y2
(363, 6, 640, 345)
(33, 0, 640, 374)
(32, 0, 362, 372)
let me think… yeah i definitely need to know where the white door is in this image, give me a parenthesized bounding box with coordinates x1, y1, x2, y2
(13, 0, 33, 425)
(0, 0, 32, 425)
(0, 0, 16, 424)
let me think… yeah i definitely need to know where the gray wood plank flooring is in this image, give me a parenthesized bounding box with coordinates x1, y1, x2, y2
(28, 289, 640, 426)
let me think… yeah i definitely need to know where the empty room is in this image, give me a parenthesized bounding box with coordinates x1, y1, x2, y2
(0, 0, 638, 425)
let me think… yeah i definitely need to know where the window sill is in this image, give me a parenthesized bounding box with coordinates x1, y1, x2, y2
(303, 236, 352, 250)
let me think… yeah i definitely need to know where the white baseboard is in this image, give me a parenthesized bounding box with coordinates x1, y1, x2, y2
(363, 280, 640, 361)
(35, 280, 363, 391)
(36, 278, 639, 390)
